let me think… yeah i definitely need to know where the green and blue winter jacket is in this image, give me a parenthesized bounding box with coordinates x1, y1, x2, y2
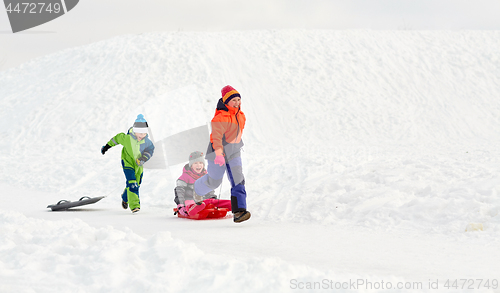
(107, 127, 155, 171)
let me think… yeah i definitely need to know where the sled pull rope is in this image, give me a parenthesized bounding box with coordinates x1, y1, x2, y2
(104, 186, 122, 198)
(217, 173, 224, 209)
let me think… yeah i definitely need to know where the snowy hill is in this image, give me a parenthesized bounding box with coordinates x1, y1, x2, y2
(1, 30, 499, 292)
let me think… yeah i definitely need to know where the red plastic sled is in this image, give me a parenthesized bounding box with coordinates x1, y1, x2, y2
(174, 204, 230, 220)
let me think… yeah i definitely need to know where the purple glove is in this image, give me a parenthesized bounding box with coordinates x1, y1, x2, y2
(177, 204, 188, 216)
(214, 155, 225, 166)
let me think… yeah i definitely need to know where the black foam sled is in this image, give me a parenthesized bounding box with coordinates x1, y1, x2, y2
(47, 196, 105, 211)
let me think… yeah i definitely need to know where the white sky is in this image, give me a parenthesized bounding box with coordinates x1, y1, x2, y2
(1, 0, 500, 70)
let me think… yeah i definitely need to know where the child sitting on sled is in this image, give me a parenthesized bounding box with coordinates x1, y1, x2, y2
(174, 151, 231, 217)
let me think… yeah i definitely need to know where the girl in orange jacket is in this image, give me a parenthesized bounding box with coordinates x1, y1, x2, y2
(194, 85, 251, 223)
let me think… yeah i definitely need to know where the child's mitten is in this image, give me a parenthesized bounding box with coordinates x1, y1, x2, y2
(177, 204, 188, 216)
(214, 155, 225, 166)
(136, 155, 148, 166)
(101, 144, 111, 155)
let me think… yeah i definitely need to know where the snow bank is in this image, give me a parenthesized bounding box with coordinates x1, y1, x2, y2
(1, 30, 499, 232)
(0, 210, 356, 293)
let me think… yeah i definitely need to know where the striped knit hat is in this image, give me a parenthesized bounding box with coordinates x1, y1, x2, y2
(133, 114, 148, 134)
(221, 85, 241, 104)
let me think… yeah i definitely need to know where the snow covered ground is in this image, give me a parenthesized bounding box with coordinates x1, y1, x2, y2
(1, 30, 499, 292)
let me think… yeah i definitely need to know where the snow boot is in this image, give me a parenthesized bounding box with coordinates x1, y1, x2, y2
(193, 190, 204, 205)
(233, 210, 251, 223)
(122, 201, 128, 209)
(132, 207, 140, 213)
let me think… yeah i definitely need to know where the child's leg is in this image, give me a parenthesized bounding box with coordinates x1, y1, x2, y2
(226, 156, 247, 212)
(121, 162, 141, 210)
(127, 168, 143, 210)
(121, 189, 127, 202)
(184, 200, 206, 217)
(126, 183, 140, 210)
(194, 159, 226, 196)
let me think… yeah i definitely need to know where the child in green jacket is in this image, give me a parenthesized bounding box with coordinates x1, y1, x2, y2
(101, 114, 155, 213)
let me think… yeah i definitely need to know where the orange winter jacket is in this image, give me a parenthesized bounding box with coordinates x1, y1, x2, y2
(209, 98, 246, 158)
